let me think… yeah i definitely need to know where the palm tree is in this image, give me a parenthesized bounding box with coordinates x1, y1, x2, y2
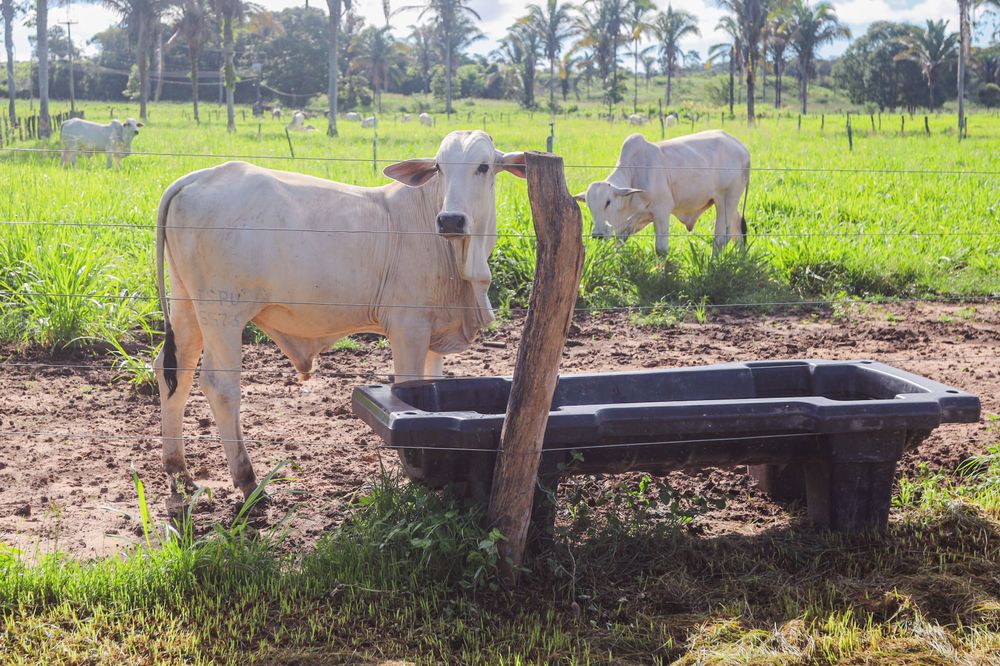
(35, 0, 51, 136)
(2, 0, 19, 125)
(208, 0, 247, 131)
(498, 20, 541, 108)
(654, 5, 699, 106)
(400, 0, 481, 118)
(786, 0, 848, 114)
(98, 0, 169, 122)
(765, 4, 792, 108)
(716, 0, 773, 124)
(408, 23, 434, 93)
(895, 19, 958, 110)
(578, 0, 628, 111)
(325, 0, 350, 136)
(639, 50, 655, 90)
(625, 0, 653, 113)
(957, 0, 971, 137)
(710, 14, 741, 116)
(525, 0, 576, 114)
(360, 25, 403, 112)
(167, 0, 215, 123)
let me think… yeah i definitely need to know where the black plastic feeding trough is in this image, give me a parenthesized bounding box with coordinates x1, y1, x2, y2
(352, 360, 980, 533)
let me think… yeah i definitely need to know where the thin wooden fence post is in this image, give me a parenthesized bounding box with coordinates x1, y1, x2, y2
(373, 121, 378, 175)
(847, 114, 853, 152)
(488, 151, 584, 588)
(284, 128, 295, 158)
(821, 114, 825, 131)
(870, 114, 875, 133)
(546, 122, 554, 153)
(901, 115, 905, 134)
(798, 114, 801, 131)
(658, 99, 664, 140)
(924, 116, 930, 135)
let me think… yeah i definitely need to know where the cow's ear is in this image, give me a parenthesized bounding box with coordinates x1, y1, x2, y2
(383, 158, 437, 187)
(573, 192, 587, 202)
(497, 151, 527, 179)
(136, 122, 144, 128)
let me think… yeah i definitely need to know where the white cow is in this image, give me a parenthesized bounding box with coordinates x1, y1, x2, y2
(402, 113, 413, 122)
(345, 112, 361, 122)
(419, 112, 433, 127)
(665, 114, 678, 128)
(628, 113, 647, 125)
(361, 116, 378, 128)
(286, 111, 315, 132)
(154, 130, 526, 499)
(576, 131, 750, 256)
(60, 117, 143, 168)
(271, 107, 282, 119)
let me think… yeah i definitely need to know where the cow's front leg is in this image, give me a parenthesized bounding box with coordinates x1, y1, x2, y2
(424, 351, 445, 378)
(105, 151, 114, 169)
(387, 319, 431, 383)
(652, 211, 672, 257)
(199, 324, 259, 499)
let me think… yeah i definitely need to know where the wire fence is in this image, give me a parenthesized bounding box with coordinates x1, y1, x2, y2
(0, 139, 995, 463)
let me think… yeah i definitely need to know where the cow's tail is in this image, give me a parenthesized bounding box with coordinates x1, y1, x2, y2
(157, 171, 203, 397)
(740, 157, 751, 238)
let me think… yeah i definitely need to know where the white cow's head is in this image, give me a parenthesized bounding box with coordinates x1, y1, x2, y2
(383, 130, 526, 288)
(575, 181, 652, 241)
(123, 118, 143, 139)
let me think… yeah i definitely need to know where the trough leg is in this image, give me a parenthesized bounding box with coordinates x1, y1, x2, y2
(803, 432, 904, 532)
(749, 463, 807, 503)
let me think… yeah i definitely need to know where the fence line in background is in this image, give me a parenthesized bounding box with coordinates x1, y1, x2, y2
(1, 219, 997, 240)
(3, 354, 997, 380)
(0, 290, 995, 313)
(0, 429, 971, 456)
(3, 145, 1000, 177)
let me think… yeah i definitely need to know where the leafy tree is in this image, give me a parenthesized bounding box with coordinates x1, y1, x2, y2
(577, 0, 628, 109)
(407, 23, 434, 93)
(167, 0, 215, 122)
(525, 0, 576, 113)
(497, 20, 541, 108)
(245, 7, 327, 104)
(625, 0, 653, 113)
(95, 0, 170, 121)
(764, 1, 791, 108)
(709, 21, 739, 115)
(895, 19, 958, 109)
(833, 21, 927, 111)
(654, 4, 699, 106)
(209, 0, 248, 131)
(325, 0, 349, 136)
(980, 82, 1000, 107)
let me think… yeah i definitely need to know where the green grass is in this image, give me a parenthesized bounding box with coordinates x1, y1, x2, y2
(1, 441, 999, 663)
(1, 99, 998, 347)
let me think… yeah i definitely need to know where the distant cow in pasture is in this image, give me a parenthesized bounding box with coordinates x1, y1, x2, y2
(286, 111, 315, 131)
(576, 130, 750, 256)
(154, 130, 527, 500)
(665, 114, 678, 128)
(345, 112, 361, 122)
(628, 114, 647, 125)
(361, 116, 378, 128)
(402, 113, 413, 122)
(419, 113, 433, 127)
(60, 117, 143, 168)
(271, 107, 282, 119)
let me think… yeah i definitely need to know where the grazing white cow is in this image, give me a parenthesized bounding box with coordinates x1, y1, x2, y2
(665, 114, 678, 128)
(402, 113, 413, 122)
(419, 112, 433, 127)
(286, 110, 307, 130)
(361, 116, 377, 128)
(345, 112, 361, 122)
(60, 117, 143, 168)
(576, 130, 750, 256)
(628, 113, 647, 125)
(271, 107, 282, 119)
(154, 130, 526, 499)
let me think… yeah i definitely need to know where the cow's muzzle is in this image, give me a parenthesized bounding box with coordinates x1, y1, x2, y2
(436, 213, 468, 238)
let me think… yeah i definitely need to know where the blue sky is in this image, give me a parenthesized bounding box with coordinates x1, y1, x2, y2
(8, 0, 995, 64)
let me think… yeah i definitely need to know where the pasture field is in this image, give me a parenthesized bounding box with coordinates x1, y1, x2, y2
(0, 100, 998, 663)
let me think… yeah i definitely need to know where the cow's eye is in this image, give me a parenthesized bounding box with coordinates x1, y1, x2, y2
(434, 162, 440, 172)
(477, 163, 489, 174)
(604, 199, 611, 209)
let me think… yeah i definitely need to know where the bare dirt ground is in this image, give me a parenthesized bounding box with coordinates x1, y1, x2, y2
(0, 302, 997, 559)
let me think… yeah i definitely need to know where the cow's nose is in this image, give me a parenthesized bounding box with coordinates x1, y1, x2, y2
(436, 213, 468, 238)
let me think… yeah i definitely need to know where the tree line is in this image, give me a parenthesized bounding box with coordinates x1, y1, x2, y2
(2, 0, 999, 139)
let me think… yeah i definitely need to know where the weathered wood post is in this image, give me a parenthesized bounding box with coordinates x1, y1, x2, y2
(488, 151, 584, 587)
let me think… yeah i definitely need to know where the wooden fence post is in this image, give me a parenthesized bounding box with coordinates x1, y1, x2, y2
(488, 151, 584, 588)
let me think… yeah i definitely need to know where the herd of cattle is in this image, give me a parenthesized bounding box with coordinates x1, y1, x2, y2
(53, 116, 749, 498)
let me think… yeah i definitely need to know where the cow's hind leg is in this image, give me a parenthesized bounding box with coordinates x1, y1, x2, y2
(424, 351, 444, 378)
(712, 191, 745, 255)
(199, 324, 260, 499)
(156, 292, 203, 498)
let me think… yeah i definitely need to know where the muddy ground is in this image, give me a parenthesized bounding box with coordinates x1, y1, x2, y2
(0, 302, 997, 558)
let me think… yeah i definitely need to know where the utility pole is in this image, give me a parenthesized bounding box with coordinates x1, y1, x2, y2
(61, 20, 78, 115)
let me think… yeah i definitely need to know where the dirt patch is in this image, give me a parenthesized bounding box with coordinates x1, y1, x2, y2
(0, 302, 996, 558)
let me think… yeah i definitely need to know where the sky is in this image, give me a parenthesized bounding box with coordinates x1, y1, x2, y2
(7, 0, 995, 64)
